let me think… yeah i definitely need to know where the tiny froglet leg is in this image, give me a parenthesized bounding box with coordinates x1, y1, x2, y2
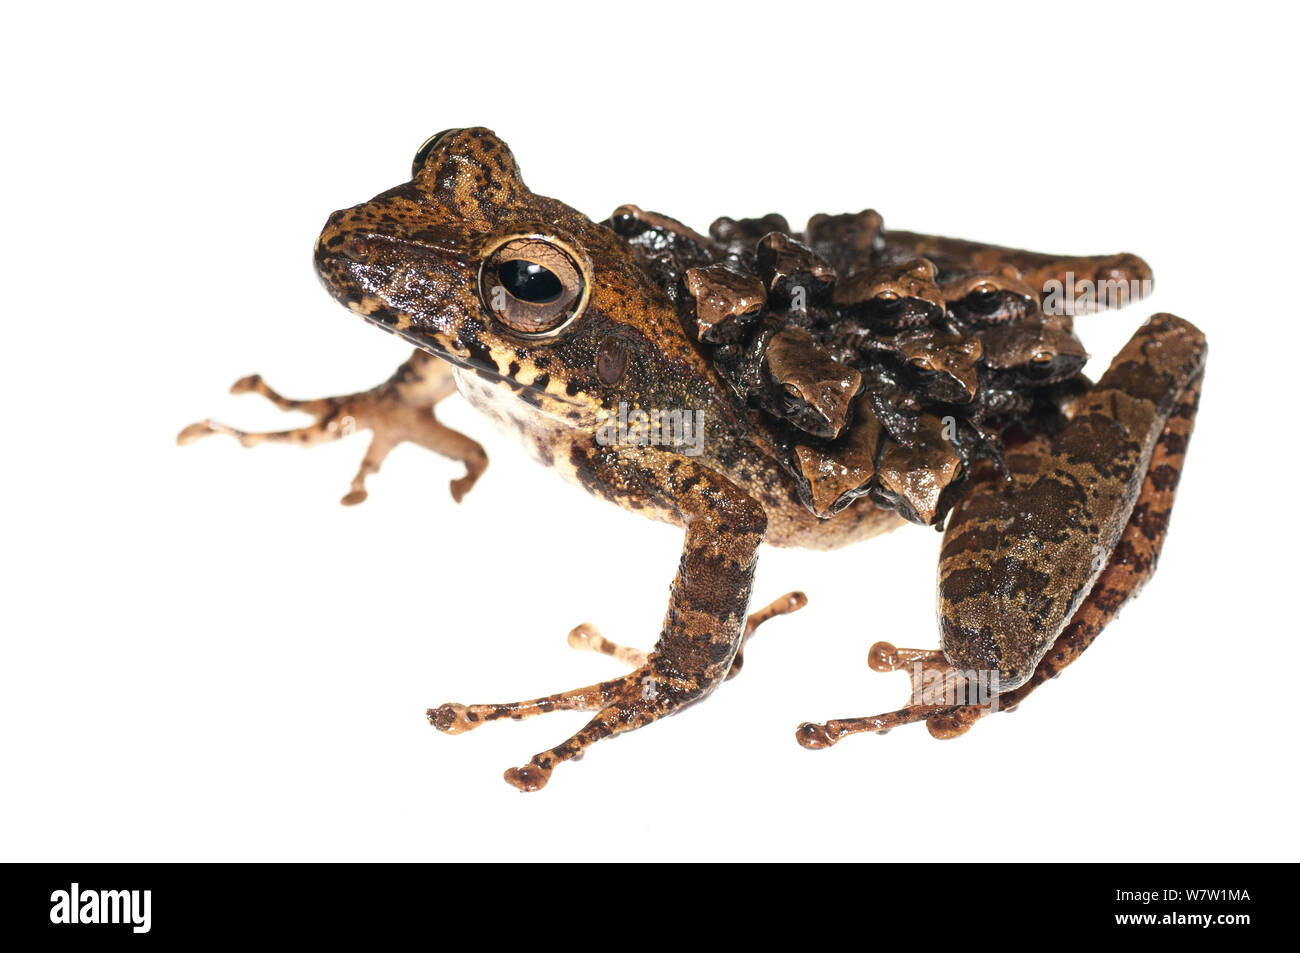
(179, 348, 487, 505)
(798, 314, 1206, 748)
(429, 448, 769, 791)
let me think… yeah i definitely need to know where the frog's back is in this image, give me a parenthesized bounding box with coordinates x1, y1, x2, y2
(603, 205, 1090, 530)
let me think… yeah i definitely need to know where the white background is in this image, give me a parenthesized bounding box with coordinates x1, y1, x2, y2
(3, 2, 1296, 861)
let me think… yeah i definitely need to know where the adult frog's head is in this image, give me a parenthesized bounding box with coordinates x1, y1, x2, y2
(314, 127, 705, 428)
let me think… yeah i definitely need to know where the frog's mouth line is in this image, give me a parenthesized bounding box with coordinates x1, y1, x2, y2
(316, 251, 585, 409)
(361, 311, 586, 409)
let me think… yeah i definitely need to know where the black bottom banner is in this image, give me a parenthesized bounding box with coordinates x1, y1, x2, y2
(4, 862, 1279, 943)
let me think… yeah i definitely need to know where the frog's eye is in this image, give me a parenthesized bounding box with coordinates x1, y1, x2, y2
(479, 237, 587, 335)
(867, 291, 902, 320)
(411, 128, 462, 178)
(1022, 350, 1060, 380)
(964, 284, 1001, 314)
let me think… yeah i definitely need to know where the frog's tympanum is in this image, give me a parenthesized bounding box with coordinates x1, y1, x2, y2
(181, 129, 1207, 790)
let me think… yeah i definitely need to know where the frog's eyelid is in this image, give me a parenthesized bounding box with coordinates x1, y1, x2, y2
(410, 128, 463, 178)
(491, 242, 580, 288)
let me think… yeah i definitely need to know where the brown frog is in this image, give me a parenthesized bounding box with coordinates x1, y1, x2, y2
(180, 128, 1207, 790)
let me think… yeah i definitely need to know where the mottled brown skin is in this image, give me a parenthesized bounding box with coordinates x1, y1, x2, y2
(180, 350, 484, 505)
(797, 358, 1204, 746)
(181, 128, 1205, 789)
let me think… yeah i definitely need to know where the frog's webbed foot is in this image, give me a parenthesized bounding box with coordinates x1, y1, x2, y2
(178, 349, 487, 505)
(795, 642, 994, 748)
(798, 314, 1206, 750)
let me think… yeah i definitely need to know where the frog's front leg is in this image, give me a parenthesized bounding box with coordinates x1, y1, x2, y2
(429, 448, 769, 791)
(178, 348, 486, 505)
(798, 313, 1206, 747)
(566, 589, 807, 680)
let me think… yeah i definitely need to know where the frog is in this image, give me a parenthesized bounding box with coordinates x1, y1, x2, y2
(180, 128, 1207, 791)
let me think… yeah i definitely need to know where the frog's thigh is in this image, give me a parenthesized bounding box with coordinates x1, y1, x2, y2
(938, 313, 1208, 690)
(796, 314, 1206, 748)
(925, 369, 1203, 737)
(429, 449, 768, 791)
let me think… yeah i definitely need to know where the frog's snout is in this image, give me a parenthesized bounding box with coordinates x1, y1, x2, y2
(313, 192, 472, 280)
(311, 202, 481, 371)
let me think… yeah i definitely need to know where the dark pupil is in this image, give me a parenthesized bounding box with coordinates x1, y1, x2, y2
(967, 289, 1000, 313)
(500, 259, 563, 304)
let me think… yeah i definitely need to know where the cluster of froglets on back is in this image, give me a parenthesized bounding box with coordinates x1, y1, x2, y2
(605, 205, 1091, 526)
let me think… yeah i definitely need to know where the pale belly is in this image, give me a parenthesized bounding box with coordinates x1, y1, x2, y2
(453, 366, 904, 551)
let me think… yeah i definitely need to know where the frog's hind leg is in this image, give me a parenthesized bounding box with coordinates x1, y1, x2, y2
(879, 229, 1153, 313)
(179, 348, 487, 505)
(797, 313, 1206, 748)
